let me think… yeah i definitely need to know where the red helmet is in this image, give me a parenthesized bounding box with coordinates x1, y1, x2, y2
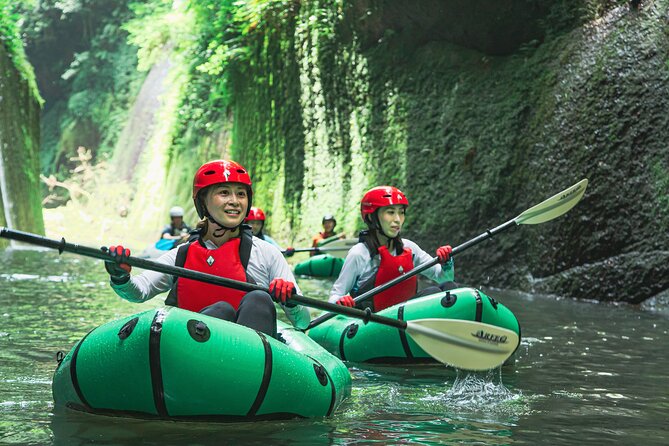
(360, 186, 409, 220)
(192, 160, 253, 218)
(245, 206, 266, 222)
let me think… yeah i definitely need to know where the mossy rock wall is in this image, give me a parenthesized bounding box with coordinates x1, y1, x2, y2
(229, 0, 669, 303)
(0, 44, 45, 245)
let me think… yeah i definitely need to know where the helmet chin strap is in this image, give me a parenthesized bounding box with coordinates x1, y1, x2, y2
(204, 207, 241, 236)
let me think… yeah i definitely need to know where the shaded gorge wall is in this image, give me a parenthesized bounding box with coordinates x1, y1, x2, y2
(0, 44, 44, 245)
(229, 0, 669, 303)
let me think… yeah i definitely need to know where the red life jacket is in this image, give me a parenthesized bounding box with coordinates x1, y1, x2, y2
(312, 231, 336, 247)
(370, 246, 417, 311)
(165, 229, 254, 312)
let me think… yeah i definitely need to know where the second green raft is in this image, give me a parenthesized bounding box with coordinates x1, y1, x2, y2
(308, 287, 521, 363)
(294, 254, 344, 278)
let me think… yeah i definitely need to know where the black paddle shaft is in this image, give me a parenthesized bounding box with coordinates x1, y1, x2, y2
(0, 227, 407, 330)
(285, 246, 351, 254)
(306, 218, 517, 329)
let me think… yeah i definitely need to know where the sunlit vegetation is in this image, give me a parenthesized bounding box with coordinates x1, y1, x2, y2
(0, 0, 41, 101)
(2, 0, 666, 299)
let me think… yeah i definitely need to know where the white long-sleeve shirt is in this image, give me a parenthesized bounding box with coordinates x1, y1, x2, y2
(329, 239, 454, 303)
(110, 237, 311, 329)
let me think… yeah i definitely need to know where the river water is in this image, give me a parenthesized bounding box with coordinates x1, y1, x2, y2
(0, 248, 667, 445)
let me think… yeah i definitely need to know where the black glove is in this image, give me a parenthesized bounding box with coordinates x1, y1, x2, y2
(283, 247, 295, 258)
(105, 245, 131, 284)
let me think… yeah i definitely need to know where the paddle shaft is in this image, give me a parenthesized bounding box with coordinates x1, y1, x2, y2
(306, 219, 517, 329)
(285, 246, 351, 254)
(317, 232, 346, 246)
(0, 227, 408, 330)
(285, 233, 354, 253)
(355, 219, 516, 300)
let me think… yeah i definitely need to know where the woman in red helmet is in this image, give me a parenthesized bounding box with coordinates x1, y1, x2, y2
(245, 206, 295, 257)
(329, 186, 455, 312)
(104, 160, 309, 338)
(246, 207, 269, 240)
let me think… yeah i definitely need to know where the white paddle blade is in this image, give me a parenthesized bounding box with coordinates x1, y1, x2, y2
(406, 319, 520, 371)
(515, 178, 588, 225)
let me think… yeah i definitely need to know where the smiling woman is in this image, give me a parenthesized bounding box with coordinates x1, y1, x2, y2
(377, 204, 406, 239)
(202, 183, 249, 233)
(103, 159, 311, 339)
(193, 160, 252, 234)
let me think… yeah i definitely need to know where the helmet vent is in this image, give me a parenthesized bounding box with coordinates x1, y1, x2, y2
(236, 169, 246, 173)
(203, 170, 216, 175)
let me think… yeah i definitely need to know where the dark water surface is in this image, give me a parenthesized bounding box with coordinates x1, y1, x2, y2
(1, 249, 667, 445)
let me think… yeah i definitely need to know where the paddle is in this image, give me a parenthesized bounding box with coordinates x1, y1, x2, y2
(282, 246, 352, 254)
(282, 238, 358, 257)
(307, 178, 589, 330)
(0, 226, 517, 371)
(316, 232, 346, 247)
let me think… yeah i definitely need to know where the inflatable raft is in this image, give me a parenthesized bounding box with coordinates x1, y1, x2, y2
(308, 287, 521, 363)
(293, 238, 358, 278)
(137, 240, 176, 260)
(294, 254, 344, 277)
(53, 307, 351, 421)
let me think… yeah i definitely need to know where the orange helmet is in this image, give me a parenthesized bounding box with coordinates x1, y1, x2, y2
(192, 160, 252, 219)
(360, 186, 409, 221)
(245, 207, 266, 222)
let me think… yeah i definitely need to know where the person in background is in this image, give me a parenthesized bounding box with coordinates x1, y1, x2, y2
(329, 186, 455, 312)
(104, 160, 309, 338)
(310, 214, 344, 256)
(245, 206, 295, 258)
(160, 206, 192, 246)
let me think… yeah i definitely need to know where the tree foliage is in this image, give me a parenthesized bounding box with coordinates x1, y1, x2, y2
(20, 0, 143, 177)
(0, 0, 41, 101)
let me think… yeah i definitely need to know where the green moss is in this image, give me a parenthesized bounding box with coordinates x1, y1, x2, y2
(0, 43, 44, 244)
(29, 0, 662, 301)
(188, 0, 669, 302)
(0, 0, 42, 104)
(652, 159, 669, 224)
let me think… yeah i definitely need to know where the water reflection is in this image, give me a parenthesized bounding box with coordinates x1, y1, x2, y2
(50, 409, 338, 446)
(0, 251, 668, 445)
